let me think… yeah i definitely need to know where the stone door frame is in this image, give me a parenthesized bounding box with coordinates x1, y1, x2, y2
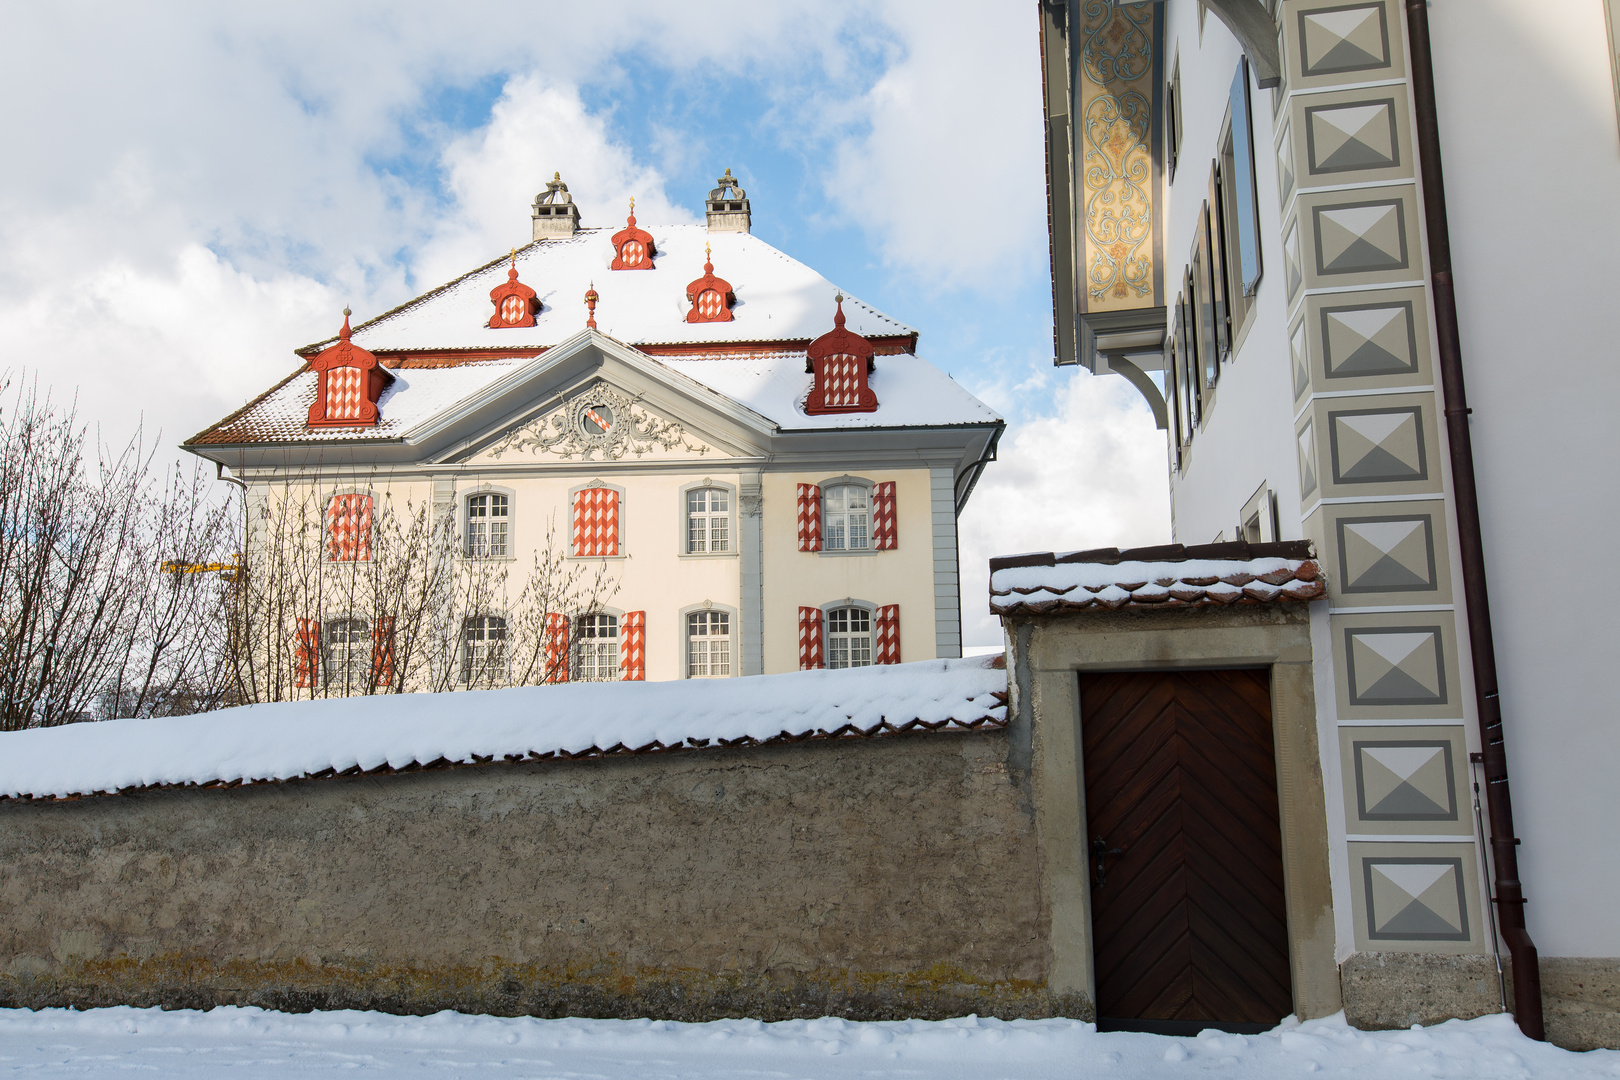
(1007, 604, 1341, 1021)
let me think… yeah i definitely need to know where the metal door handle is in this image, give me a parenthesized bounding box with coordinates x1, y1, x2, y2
(1091, 837, 1126, 890)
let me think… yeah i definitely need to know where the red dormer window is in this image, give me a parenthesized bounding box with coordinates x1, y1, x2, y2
(610, 198, 656, 270)
(307, 309, 392, 428)
(804, 294, 878, 414)
(488, 249, 539, 328)
(685, 243, 735, 323)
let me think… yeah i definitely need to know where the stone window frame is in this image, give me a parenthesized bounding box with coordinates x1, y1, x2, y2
(677, 478, 739, 560)
(819, 597, 878, 669)
(817, 475, 876, 557)
(572, 604, 627, 683)
(461, 483, 517, 562)
(322, 613, 371, 692)
(460, 611, 511, 687)
(680, 601, 738, 680)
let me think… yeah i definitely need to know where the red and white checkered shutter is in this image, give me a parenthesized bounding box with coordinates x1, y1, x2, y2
(798, 606, 824, 670)
(872, 482, 897, 550)
(326, 367, 365, 421)
(326, 494, 373, 562)
(371, 616, 396, 688)
(294, 618, 321, 688)
(620, 611, 646, 681)
(544, 613, 570, 683)
(796, 484, 821, 552)
(875, 605, 901, 665)
(573, 487, 621, 557)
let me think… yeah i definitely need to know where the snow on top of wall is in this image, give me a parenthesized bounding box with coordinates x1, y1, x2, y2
(0, 657, 1007, 801)
(990, 557, 1325, 614)
(338, 225, 913, 353)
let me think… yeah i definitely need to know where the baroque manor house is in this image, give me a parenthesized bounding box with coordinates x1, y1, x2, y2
(1023, 0, 1619, 1049)
(186, 174, 1001, 688)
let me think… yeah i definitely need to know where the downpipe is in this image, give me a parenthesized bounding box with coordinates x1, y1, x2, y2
(1403, 0, 1543, 1040)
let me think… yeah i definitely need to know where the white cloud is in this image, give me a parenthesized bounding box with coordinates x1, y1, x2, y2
(415, 75, 698, 290)
(822, 0, 1050, 289)
(1, 0, 1162, 656)
(957, 371, 1173, 645)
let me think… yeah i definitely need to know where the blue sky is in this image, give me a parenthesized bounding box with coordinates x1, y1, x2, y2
(0, 0, 1168, 645)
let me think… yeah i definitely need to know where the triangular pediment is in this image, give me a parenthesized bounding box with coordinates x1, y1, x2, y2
(411, 331, 774, 466)
(466, 379, 723, 465)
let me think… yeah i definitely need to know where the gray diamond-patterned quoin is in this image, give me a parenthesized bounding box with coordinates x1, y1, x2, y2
(1300, 4, 1391, 77)
(1331, 408, 1425, 483)
(1315, 201, 1408, 274)
(1356, 742, 1454, 818)
(1339, 516, 1434, 590)
(1347, 627, 1445, 705)
(1323, 302, 1417, 376)
(1366, 858, 1468, 940)
(1307, 100, 1399, 173)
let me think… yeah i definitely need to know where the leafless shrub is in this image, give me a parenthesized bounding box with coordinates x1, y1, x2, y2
(0, 379, 237, 730)
(228, 475, 618, 702)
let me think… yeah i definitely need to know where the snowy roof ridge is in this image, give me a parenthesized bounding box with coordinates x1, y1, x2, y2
(329, 226, 913, 354)
(989, 541, 1324, 615)
(0, 658, 1008, 802)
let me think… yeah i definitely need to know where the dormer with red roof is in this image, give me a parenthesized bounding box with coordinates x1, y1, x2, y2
(685, 244, 735, 323)
(488, 250, 539, 328)
(306, 309, 392, 428)
(804, 294, 878, 414)
(610, 199, 656, 270)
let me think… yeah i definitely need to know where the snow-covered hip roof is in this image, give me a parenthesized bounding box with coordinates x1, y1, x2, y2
(315, 225, 915, 355)
(187, 226, 1000, 449)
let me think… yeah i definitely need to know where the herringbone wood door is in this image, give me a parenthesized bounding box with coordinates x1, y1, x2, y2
(1080, 669, 1292, 1028)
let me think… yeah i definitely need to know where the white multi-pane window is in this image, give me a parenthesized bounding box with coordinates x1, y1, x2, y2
(575, 613, 620, 681)
(822, 484, 869, 551)
(826, 607, 872, 669)
(462, 615, 508, 685)
(686, 488, 730, 553)
(466, 493, 510, 558)
(687, 611, 731, 677)
(326, 618, 370, 691)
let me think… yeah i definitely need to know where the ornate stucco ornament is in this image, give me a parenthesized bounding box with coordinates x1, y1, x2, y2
(489, 383, 710, 462)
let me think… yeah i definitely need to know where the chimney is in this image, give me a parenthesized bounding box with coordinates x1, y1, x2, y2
(532, 172, 580, 239)
(705, 169, 751, 234)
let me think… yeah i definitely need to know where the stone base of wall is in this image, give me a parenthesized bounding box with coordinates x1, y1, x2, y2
(0, 956, 1091, 1023)
(1541, 958, 1620, 1052)
(1340, 952, 1620, 1050)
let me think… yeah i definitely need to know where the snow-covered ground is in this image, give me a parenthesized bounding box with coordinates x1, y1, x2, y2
(0, 1006, 1611, 1078)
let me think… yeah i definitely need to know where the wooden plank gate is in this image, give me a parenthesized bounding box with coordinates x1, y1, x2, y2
(1080, 669, 1293, 1033)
